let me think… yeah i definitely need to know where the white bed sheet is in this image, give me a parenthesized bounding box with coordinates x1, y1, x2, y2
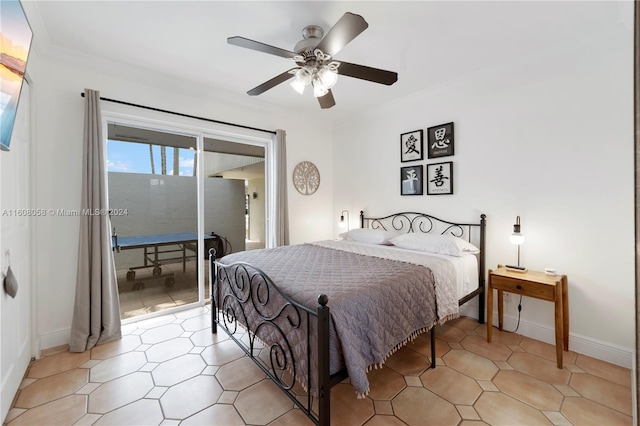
(315, 239, 479, 300)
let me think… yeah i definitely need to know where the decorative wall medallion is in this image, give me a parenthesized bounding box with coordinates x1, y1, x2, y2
(292, 161, 320, 195)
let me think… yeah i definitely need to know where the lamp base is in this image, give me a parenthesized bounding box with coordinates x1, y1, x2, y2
(505, 265, 528, 273)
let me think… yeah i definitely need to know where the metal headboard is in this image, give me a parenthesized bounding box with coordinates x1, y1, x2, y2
(360, 210, 485, 242)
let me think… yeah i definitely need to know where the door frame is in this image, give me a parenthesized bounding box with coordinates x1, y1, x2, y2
(102, 109, 274, 323)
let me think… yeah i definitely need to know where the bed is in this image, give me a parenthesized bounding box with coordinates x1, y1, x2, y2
(209, 210, 486, 426)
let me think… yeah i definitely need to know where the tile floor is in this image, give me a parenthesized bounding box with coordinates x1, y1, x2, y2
(116, 261, 209, 320)
(5, 308, 633, 426)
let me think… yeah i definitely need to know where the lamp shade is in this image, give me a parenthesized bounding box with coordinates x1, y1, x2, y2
(290, 67, 312, 94)
(339, 210, 350, 230)
(312, 78, 328, 97)
(509, 216, 524, 245)
(318, 66, 338, 89)
(509, 232, 525, 245)
(290, 79, 306, 95)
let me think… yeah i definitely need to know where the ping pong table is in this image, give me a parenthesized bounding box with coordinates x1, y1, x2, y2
(112, 232, 215, 291)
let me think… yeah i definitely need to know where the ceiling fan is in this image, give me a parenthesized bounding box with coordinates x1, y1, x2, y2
(228, 12, 398, 109)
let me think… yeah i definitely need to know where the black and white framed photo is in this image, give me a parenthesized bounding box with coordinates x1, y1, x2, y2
(427, 122, 454, 159)
(400, 130, 424, 162)
(427, 161, 453, 195)
(400, 165, 423, 196)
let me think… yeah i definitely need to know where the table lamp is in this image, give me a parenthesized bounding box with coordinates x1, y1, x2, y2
(506, 216, 526, 272)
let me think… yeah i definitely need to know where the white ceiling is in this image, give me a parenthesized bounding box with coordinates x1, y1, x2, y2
(24, 1, 625, 119)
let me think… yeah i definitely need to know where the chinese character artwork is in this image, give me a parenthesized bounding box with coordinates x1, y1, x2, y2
(400, 130, 424, 162)
(427, 122, 454, 159)
(427, 161, 453, 195)
(400, 165, 424, 195)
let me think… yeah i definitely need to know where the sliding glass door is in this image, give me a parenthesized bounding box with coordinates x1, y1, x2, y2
(105, 117, 271, 321)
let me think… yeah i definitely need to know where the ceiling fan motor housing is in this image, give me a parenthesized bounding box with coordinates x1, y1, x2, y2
(294, 25, 324, 55)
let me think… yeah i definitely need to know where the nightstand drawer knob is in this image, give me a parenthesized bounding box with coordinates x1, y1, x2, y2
(516, 285, 523, 290)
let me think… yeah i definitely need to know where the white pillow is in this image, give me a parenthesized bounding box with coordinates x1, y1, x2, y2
(389, 233, 480, 256)
(340, 228, 400, 245)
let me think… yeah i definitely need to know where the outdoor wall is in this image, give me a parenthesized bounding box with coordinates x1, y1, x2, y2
(109, 172, 245, 269)
(332, 9, 634, 367)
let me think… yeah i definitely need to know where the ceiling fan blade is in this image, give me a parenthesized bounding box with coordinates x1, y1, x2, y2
(315, 12, 368, 57)
(228, 36, 297, 59)
(318, 90, 336, 109)
(337, 61, 398, 86)
(247, 69, 297, 96)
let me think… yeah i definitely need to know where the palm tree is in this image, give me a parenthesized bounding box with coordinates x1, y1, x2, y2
(161, 146, 167, 175)
(149, 144, 155, 174)
(173, 147, 179, 175)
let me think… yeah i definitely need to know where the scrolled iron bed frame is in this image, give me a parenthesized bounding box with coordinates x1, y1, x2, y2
(210, 211, 486, 426)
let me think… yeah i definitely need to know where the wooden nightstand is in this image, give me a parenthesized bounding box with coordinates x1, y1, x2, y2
(487, 265, 569, 368)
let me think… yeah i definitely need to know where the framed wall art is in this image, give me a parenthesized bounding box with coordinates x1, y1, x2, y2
(426, 161, 453, 195)
(1, 0, 33, 151)
(400, 165, 423, 196)
(400, 129, 423, 162)
(427, 122, 454, 159)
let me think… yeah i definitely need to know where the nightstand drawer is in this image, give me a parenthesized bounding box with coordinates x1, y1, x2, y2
(491, 275, 555, 301)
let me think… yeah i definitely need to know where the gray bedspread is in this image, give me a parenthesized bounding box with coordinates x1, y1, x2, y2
(216, 242, 447, 397)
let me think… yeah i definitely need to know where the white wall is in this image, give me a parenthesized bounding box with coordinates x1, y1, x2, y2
(26, 48, 334, 351)
(333, 18, 634, 367)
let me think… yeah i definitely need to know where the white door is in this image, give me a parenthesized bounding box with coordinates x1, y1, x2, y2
(1, 81, 32, 422)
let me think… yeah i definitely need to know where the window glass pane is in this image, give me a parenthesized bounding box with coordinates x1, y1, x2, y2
(108, 140, 196, 176)
(108, 126, 199, 320)
(202, 145, 265, 256)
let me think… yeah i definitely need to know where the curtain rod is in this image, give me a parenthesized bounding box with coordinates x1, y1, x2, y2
(80, 92, 277, 135)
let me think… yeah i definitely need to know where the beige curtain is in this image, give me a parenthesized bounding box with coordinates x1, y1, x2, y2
(69, 89, 121, 352)
(275, 129, 289, 246)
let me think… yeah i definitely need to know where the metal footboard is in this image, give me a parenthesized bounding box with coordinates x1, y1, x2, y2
(210, 250, 333, 426)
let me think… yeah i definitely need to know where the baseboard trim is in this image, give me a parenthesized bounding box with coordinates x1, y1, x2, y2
(459, 303, 633, 369)
(494, 311, 632, 369)
(38, 328, 70, 357)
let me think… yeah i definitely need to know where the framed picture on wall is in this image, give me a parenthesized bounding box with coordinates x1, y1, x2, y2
(427, 122, 454, 159)
(400, 130, 423, 162)
(426, 161, 453, 195)
(400, 165, 423, 195)
(1, 0, 33, 152)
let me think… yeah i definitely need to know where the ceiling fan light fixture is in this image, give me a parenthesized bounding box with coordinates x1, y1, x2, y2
(318, 66, 338, 89)
(290, 67, 312, 94)
(312, 77, 329, 97)
(290, 78, 306, 95)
